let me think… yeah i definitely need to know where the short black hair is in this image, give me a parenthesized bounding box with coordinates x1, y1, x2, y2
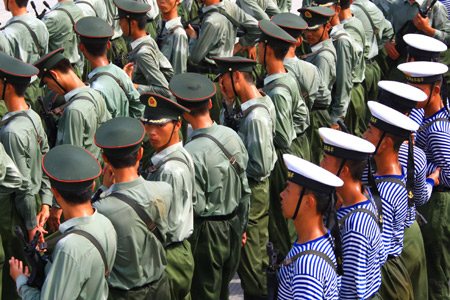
(241, 71, 254, 85)
(307, 189, 332, 215)
(15, 0, 28, 8)
(386, 133, 405, 152)
(105, 149, 140, 169)
(56, 183, 93, 204)
(49, 58, 73, 74)
(82, 41, 108, 57)
(268, 44, 289, 60)
(188, 102, 210, 117)
(339, 0, 351, 9)
(8, 81, 29, 97)
(345, 159, 368, 182)
(137, 16, 148, 30)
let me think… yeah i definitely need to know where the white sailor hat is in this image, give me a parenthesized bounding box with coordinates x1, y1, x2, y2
(378, 81, 427, 109)
(404, 33, 447, 60)
(368, 101, 419, 137)
(398, 61, 449, 84)
(319, 128, 375, 161)
(283, 154, 343, 194)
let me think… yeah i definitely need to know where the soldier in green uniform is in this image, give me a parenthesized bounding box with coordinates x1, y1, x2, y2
(9, 144, 117, 300)
(0, 53, 51, 300)
(2, 0, 49, 113)
(214, 56, 277, 300)
(0, 31, 9, 118)
(75, 0, 107, 20)
(92, 117, 172, 299)
(272, 13, 332, 113)
(0, 143, 25, 298)
(104, 0, 128, 67)
(115, 0, 174, 98)
(43, 0, 85, 77)
(156, 0, 188, 75)
(257, 19, 309, 259)
(184, 0, 259, 122)
(236, 0, 280, 21)
(33, 48, 111, 231)
(298, 7, 334, 164)
(75, 16, 144, 118)
(139, 93, 194, 300)
(170, 73, 250, 300)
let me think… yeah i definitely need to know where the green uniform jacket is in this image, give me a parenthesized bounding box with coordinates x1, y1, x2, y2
(159, 17, 189, 75)
(56, 86, 111, 160)
(43, 1, 84, 68)
(129, 35, 173, 97)
(306, 38, 337, 96)
(284, 56, 331, 111)
(88, 63, 144, 118)
(341, 17, 366, 83)
(185, 122, 251, 233)
(383, 0, 450, 45)
(147, 142, 195, 244)
(330, 24, 358, 125)
(104, 0, 122, 39)
(0, 32, 11, 55)
(352, 0, 394, 59)
(16, 210, 117, 300)
(236, 0, 280, 21)
(188, 1, 259, 65)
(0, 143, 24, 198)
(75, 0, 107, 21)
(0, 108, 52, 230)
(2, 13, 49, 65)
(94, 177, 172, 289)
(239, 95, 277, 181)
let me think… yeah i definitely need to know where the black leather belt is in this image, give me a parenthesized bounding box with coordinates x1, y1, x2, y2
(195, 207, 238, 221)
(312, 105, 328, 111)
(434, 185, 450, 193)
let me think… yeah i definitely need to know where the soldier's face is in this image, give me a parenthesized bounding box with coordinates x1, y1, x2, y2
(219, 72, 236, 100)
(42, 75, 65, 95)
(363, 124, 382, 148)
(408, 82, 432, 109)
(157, 0, 178, 14)
(320, 153, 340, 176)
(144, 121, 177, 152)
(280, 181, 303, 219)
(119, 18, 130, 36)
(303, 26, 325, 46)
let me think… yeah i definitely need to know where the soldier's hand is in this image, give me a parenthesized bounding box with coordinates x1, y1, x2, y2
(123, 63, 135, 79)
(37, 204, 50, 228)
(241, 232, 247, 247)
(414, 13, 434, 36)
(48, 206, 62, 232)
(28, 226, 47, 246)
(428, 167, 441, 186)
(331, 124, 339, 130)
(9, 257, 30, 282)
(384, 41, 400, 60)
(246, 46, 257, 60)
(185, 24, 198, 39)
(102, 163, 115, 188)
(219, 77, 236, 105)
(233, 43, 243, 55)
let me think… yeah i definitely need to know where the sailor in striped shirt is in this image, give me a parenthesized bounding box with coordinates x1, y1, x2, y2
(398, 61, 450, 300)
(363, 101, 419, 299)
(319, 128, 383, 300)
(278, 154, 343, 300)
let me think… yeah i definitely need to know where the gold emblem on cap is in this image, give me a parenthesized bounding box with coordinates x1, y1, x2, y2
(305, 11, 312, 18)
(148, 97, 157, 107)
(406, 76, 424, 83)
(324, 145, 334, 153)
(370, 116, 377, 124)
(287, 171, 294, 179)
(229, 68, 232, 71)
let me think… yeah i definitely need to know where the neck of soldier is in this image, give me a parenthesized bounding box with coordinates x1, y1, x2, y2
(295, 211, 327, 244)
(156, 132, 180, 153)
(374, 150, 402, 176)
(339, 9, 352, 22)
(10, 4, 27, 17)
(190, 114, 213, 130)
(111, 164, 140, 184)
(331, 13, 341, 26)
(285, 45, 297, 59)
(62, 71, 87, 92)
(204, 0, 221, 6)
(161, 7, 179, 21)
(424, 93, 444, 118)
(239, 83, 262, 104)
(131, 27, 147, 42)
(337, 178, 367, 207)
(5, 93, 28, 112)
(265, 59, 286, 76)
(88, 54, 110, 70)
(60, 200, 94, 220)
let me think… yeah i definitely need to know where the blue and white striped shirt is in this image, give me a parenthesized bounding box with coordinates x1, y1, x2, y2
(338, 198, 384, 300)
(415, 107, 450, 188)
(398, 143, 433, 227)
(277, 231, 339, 300)
(375, 169, 408, 258)
(410, 108, 424, 126)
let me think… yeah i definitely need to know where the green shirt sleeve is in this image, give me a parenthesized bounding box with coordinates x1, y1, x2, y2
(170, 29, 189, 75)
(189, 21, 225, 65)
(270, 91, 294, 149)
(134, 48, 171, 96)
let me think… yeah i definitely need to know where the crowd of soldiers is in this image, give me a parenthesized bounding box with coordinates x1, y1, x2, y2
(0, 0, 450, 298)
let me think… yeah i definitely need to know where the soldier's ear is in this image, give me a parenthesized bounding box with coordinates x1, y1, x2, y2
(106, 41, 111, 51)
(296, 36, 303, 47)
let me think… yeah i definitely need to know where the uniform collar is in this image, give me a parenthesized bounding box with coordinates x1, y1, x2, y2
(151, 142, 183, 165)
(59, 208, 98, 233)
(6, 13, 32, 25)
(2, 105, 31, 121)
(203, 1, 224, 13)
(104, 176, 146, 196)
(189, 121, 218, 139)
(240, 96, 267, 111)
(88, 63, 113, 79)
(64, 85, 90, 102)
(340, 16, 354, 25)
(130, 35, 150, 50)
(264, 72, 286, 85)
(165, 17, 182, 30)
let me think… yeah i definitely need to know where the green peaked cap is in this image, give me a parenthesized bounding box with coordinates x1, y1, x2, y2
(298, 6, 334, 30)
(75, 16, 114, 44)
(271, 13, 307, 39)
(0, 52, 39, 84)
(140, 93, 190, 124)
(42, 144, 101, 192)
(169, 73, 216, 108)
(212, 56, 257, 74)
(113, 0, 151, 20)
(95, 117, 145, 158)
(34, 47, 65, 86)
(258, 19, 296, 48)
(311, 0, 339, 8)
